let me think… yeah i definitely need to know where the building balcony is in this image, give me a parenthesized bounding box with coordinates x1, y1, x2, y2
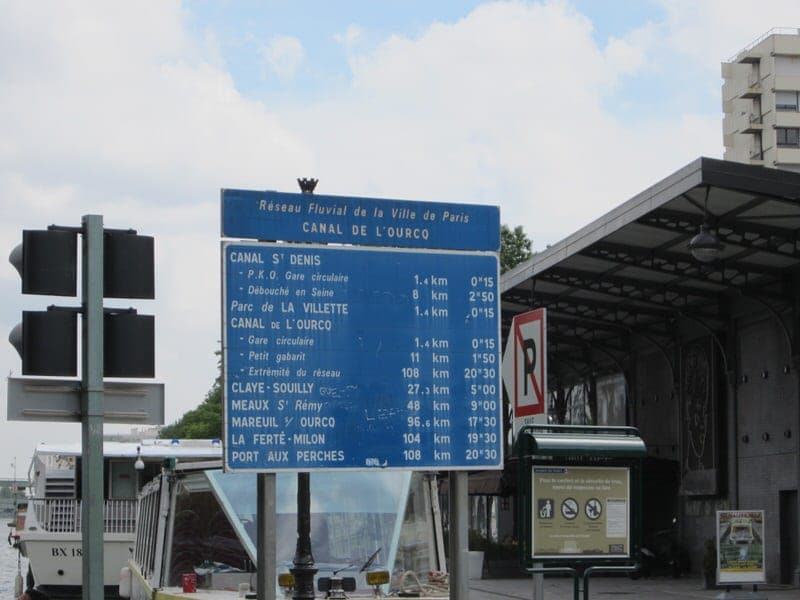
(740, 85, 762, 99)
(743, 113, 764, 133)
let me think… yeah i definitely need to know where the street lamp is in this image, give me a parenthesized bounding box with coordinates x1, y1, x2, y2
(688, 223, 722, 263)
(134, 446, 145, 471)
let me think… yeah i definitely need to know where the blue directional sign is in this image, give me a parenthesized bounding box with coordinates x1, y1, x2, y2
(221, 189, 500, 251)
(223, 242, 501, 471)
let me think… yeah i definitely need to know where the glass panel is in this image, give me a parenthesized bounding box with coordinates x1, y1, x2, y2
(392, 473, 437, 582)
(206, 470, 412, 587)
(167, 489, 252, 586)
(109, 460, 137, 498)
(776, 91, 799, 111)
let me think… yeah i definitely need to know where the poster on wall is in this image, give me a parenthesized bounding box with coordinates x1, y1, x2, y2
(681, 338, 719, 495)
(531, 465, 630, 559)
(716, 510, 766, 584)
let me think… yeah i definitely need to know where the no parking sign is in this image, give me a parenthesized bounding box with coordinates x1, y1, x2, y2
(502, 308, 547, 437)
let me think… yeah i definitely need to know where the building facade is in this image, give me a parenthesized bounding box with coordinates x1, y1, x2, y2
(723, 28, 800, 172)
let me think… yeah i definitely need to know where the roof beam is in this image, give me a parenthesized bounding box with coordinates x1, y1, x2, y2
(503, 291, 669, 326)
(539, 266, 721, 307)
(640, 208, 800, 258)
(582, 241, 781, 288)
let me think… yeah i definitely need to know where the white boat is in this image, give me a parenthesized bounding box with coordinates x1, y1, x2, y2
(17, 438, 222, 596)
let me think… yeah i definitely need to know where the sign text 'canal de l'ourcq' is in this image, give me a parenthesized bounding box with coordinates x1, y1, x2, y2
(221, 189, 501, 471)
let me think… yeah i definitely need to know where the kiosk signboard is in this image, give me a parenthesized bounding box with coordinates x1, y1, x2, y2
(531, 465, 630, 559)
(716, 510, 765, 584)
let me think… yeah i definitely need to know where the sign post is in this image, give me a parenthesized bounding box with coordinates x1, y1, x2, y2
(221, 187, 501, 597)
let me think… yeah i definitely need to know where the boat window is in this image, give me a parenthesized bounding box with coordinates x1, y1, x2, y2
(166, 485, 252, 586)
(393, 473, 440, 580)
(206, 470, 429, 590)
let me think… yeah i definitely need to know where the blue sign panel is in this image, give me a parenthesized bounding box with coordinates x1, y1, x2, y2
(223, 242, 501, 471)
(221, 189, 500, 251)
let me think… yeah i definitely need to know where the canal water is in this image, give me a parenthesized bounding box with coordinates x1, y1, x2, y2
(0, 525, 27, 598)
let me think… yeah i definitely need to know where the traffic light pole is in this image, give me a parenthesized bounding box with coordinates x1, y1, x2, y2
(81, 215, 104, 600)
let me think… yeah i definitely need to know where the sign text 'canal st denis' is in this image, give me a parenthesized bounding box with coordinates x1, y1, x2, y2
(221, 190, 501, 471)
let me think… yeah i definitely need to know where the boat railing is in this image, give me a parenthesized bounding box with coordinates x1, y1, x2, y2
(29, 498, 137, 533)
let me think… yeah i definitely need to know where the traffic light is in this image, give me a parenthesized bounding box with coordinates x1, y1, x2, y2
(9, 230, 77, 296)
(104, 312, 154, 378)
(104, 231, 154, 299)
(9, 224, 156, 378)
(8, 309, 77, 376)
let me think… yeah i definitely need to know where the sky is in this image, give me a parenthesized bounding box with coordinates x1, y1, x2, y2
(1, 0, 799, 475)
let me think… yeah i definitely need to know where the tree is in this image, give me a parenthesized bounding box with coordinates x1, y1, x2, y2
(500, 224, 533, 273)
(160, 350, 222, 439)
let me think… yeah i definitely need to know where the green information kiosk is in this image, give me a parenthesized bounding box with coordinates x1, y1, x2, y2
(516, 425, 646, 599)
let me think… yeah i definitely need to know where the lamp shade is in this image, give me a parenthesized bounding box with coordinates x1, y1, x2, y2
(688, 225, 722, 263)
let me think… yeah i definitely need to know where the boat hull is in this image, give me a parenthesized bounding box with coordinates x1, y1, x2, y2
(20, 531, 134, 588)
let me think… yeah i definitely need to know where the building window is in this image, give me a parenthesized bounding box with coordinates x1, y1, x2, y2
(776, 91, 800, 111)
(776, 127, 800, 147)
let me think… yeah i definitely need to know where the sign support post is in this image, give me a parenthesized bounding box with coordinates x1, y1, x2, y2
(81, 215, 104, 600)
(448, 471, 468, 600)
(291, 472, 317, 600)
(291, 179, 318, 600)
(257, 473, 276, 600)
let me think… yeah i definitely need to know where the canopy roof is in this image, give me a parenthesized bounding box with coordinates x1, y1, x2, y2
(501, 157, 800, 384)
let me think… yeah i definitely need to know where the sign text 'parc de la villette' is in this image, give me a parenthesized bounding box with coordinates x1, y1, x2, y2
(221, 189, 502, 471)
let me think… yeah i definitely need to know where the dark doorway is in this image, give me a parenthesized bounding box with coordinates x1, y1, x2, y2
(779, 489, 798, 584)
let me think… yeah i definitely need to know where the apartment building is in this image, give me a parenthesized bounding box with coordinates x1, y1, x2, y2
(722, 28, 800, 172)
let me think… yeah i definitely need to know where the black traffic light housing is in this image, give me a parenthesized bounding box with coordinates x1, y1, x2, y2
(9, 230, 77, 296)
(8, 310, 78, 376)
(104, 312, 154, 378)
(104, 231, 154, 299)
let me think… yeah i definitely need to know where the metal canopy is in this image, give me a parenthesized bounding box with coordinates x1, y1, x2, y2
(516, 425, 646, 458)
(501, 157, 800, 386)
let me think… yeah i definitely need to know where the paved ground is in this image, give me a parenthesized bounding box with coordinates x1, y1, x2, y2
(468, 577, 798, 599)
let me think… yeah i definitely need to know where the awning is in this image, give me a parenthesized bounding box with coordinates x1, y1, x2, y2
(501, 157, 800, 384)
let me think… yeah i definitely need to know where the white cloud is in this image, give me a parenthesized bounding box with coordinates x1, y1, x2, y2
(334, 24, 364, 51)
(656, 0, 800, 67)
(263, 35, 305, 79)
(0, 1, 314, 468)
(285, 0, 718, 240)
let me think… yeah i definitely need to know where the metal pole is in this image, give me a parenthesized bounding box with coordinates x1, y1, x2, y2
(81, 214, 104, 600)
(291, 472, 316, 600)
(532, 562, 544, 599)
(257, 473, 277, 600)
(448, 471, 468, 600)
